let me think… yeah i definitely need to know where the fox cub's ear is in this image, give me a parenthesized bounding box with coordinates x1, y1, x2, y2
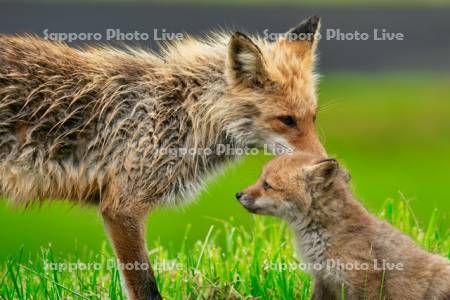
(226, 32, 268, 88)
(340, 168, 352, 183)
(304, 158, 339, 187)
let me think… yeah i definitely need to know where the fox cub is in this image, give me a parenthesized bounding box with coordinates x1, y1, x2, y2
(236, 153, 450, 299)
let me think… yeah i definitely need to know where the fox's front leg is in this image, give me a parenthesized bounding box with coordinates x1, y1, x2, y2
(102, 207, 162, 300)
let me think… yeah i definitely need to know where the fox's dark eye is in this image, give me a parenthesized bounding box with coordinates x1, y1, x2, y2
(313, 115, 317, 123)
(262, 180, 271, 190)
(278, 116, 296, 128)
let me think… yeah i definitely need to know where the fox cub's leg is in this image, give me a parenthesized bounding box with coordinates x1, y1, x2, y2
(312, 279, 337, 300)
(102, 207, 162, 300)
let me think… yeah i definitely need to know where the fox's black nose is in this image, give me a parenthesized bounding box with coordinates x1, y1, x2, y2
(235, 192, 244, 200)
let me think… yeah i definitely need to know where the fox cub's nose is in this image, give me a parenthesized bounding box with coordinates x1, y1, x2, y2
(235, 192, 244, 200)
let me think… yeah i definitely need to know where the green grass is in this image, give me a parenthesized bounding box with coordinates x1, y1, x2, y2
(1, 199, 449, 299)
(0, 73, 449, 261)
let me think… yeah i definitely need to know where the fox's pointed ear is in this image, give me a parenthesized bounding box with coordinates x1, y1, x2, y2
(287, 15, 321, 45)
(226, 32, 268, 88)
(341, 169, 352, 183)
(304, 158, 339, 187)
(283, 15, 321, 68)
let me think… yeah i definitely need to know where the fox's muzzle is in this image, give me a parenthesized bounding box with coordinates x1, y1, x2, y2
(236, 191, 260, 213)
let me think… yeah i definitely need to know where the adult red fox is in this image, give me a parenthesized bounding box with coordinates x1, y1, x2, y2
(0, 16, 324, 299)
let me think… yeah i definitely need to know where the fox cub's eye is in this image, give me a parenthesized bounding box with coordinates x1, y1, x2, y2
(262, 180, 272, 190)
(278, 116, 296, 128)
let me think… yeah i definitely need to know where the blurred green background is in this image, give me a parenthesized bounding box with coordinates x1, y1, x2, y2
(1, 73, 449, 259)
